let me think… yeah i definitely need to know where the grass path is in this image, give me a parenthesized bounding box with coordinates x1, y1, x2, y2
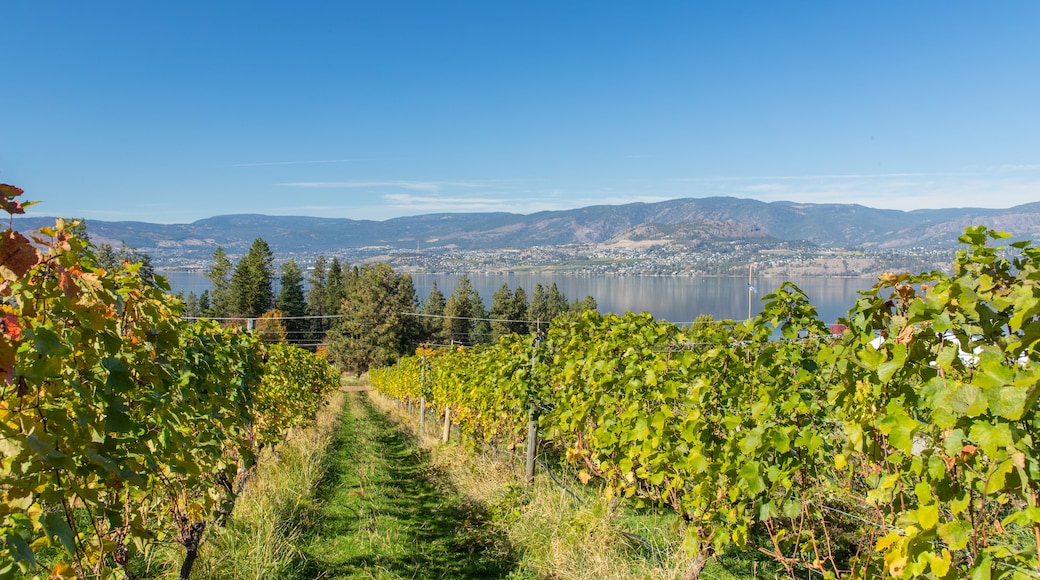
(291, 392, 520, 579)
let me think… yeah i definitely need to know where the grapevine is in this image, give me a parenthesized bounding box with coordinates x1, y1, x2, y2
(373, 228, 1040, 579)
(0, 184, 341, 579)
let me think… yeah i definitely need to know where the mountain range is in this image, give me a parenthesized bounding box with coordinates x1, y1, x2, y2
(13, 197, 1040, 264)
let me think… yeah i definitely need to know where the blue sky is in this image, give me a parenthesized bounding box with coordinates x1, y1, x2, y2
(3, 1, 1039, 223)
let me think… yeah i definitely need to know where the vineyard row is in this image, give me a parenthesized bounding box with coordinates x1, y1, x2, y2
(372, 227, 1040, 580)
(0, 197, 342, 580)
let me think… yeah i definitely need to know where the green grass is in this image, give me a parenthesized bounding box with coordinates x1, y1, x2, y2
(290, 392, 522, 579)
(184, 389, 350, 580)
(368, 392, 799, 580)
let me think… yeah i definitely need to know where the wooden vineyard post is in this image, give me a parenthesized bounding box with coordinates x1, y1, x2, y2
(419, 396, 426, 436)
(442, 407, 451, 443)
(525, 407, 537, 485)
(418, 355, 427, 435)
(525, 334, 542, 486)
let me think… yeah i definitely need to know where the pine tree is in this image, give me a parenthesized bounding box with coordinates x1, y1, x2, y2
(306, 255, 328, 338)
(443, 275, 488, 345)
(206, 247, 233, 318)
(471, 288, 490, 344)
(547, 283, 568, 319)
(490, 283, 514, 341)
(198, 290, 211, 315)
(184, 291, 202, 318)
(324, 258, 346, 327)
(230, 238, 274, 318)
(326, 264, 419, 374)
(510, 286, 530, 335)
(419, 282, 447, 344)
(277, 259, 307, 344)
(529, 282, 570, 333)
(571, 295, 598, 313)
(95, 243, 118, 272)
(114, 242, 155, 284)
(529, 283, 550, 334)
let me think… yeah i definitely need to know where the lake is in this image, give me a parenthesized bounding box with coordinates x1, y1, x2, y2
(161, 270, 880, 326)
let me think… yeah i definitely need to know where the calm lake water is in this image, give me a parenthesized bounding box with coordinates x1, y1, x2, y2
(161, 270, 879, 326)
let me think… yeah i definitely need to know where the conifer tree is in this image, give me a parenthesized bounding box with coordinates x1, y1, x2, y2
(530, 282, 571, 333)
(571, 295, 598, 313)
(95, 243, 118, 272)
(510, 286, 529, 334)
(547, 282, 568, 318)
(306, 255, 328, 338)
(230, 238, 274, 318)
(198, 290, 211, 315)
(419, 282, 447, 344)
(326, 263, 419, 373)
(276, 259, 307, 343)
(529, 283, 550, 333)
(324, 258, 346, 326)
(206, 247, 233, 318)
(443, 275, 488, 345)
(184, 291, 202, 318)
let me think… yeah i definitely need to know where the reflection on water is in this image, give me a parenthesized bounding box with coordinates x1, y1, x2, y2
(411, 273, 877, 325)
(160, 270, 879, 326)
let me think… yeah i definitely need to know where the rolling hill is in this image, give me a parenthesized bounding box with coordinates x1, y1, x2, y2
(13, 197, 1040, 264)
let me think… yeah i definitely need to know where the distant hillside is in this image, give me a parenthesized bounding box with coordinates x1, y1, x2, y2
(13, 197, 1040, 264)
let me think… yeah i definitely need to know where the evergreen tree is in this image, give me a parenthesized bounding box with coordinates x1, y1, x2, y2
(184, 291, 202, 318)
(547, 282, 568, 319)
(276, 259, 307, 344)
(324, 258, 346, 326)
(230, 238, 274, 318)
(198, 290, 211, 315)
(443, 275, 488, 345)
(529, 282, 571, 333)
(529, 283, 550, 334)
(489, 283, 528, 341)
(471, 289, 490, 344)
(419, 282, 447, 344)
(571, 295, 598, 313)
(95, 243, 118, 271)
(326, 263, 419, 374)
(113, 242, 155, 284)
(66, 218, 90, 242)
(206, 247, 233, 318)
(306, 255, 328, 338)
(510, 286, 530, 334)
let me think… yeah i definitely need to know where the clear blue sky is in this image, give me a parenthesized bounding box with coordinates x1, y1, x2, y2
(3, 1, 1038, 223)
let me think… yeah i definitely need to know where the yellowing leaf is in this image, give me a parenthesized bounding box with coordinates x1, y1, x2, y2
(929, 550, 951, 576)
(917, 504, 939, 529)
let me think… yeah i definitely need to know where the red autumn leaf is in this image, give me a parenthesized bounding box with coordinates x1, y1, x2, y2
(59, 269, 79, 299)
(0, 184, 24, 198)
(1, 230, 42, 277)
(1, 311, 22, 341)
(0, 340, 14, 386)
(0, 198, 26, 215)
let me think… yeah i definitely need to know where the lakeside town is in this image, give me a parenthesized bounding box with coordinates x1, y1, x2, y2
(240, 238, 957, 279)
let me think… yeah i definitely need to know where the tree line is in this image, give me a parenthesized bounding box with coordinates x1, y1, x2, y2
(183, 238, 598, 374)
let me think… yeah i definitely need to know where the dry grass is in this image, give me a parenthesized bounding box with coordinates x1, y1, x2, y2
(367, 391, 700, 580)
(180, 389, 349, 580)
